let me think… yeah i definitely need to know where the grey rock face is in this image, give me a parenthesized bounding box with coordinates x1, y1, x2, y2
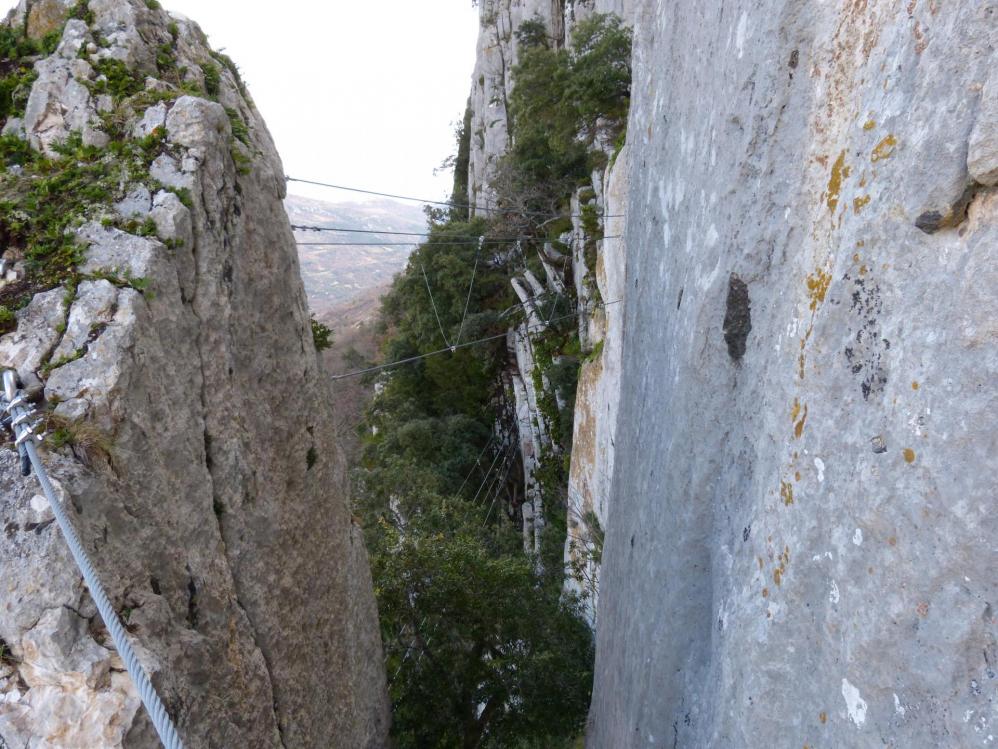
(0, 2, 387, 747)
(968, 72, 998, 187)
(589, 2, 998, 747)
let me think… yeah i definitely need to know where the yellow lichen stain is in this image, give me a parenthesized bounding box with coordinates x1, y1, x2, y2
(794, 471, 801, 482)
(762, 587, 769, 598)
(859, 264, 868, 276)
(794, 403, 809, 440)
(773, 546, 790, 586)
(903, 448, 916, 464)
(820, 711, 828, 724)
(856, 239, 865, 248)
(871, 134, 898, 162)
(912, 381, 920, 390)
(758, 556, 764, 570)
(791, 399, 801, 423)
(806, 269, 832, 311)
(781, 481, 794, 506)
(826, 150, 848, 212)
(852, 252, 861, 263)
(859, 174, 867, 188)
(863, 119, 876, 130)
(853, 195, 871, 214)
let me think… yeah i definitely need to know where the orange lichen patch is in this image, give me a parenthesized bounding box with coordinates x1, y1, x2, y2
(781, 481, 795, 506)
(773, 546, 790, 586)
(807, 269, 832, 311)
(852, 252, 861, 262)
(791, 399, 802, 423)
(871, 134, 898, 162)
(853, 195, 871, 214)
(795, 471, 801, 482)
(815, 154, 829, 168)
(913, 20, 928, 54)
(916, 601, 929, 617)
(903, 448, 916, 463)
(819, 711, 828, 724)
(911, 381, 920, 390)
(827, 150, 848, 212)
(794, 403, 809, 440)
(863, 119, 876, 130)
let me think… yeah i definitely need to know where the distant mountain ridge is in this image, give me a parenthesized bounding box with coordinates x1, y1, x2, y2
(285, 194, 427, 317)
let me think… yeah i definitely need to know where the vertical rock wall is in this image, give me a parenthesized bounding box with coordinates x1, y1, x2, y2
(590, 1, 998, 746)
(564, 146, 628, 622)
(0, 2, 388, 746)
(466, 1, 634, 613)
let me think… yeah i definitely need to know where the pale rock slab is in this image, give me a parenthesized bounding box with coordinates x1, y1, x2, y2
(0, 289, 67, 380)
(968, 72, 998, 187)
(589, 2, 998, 747)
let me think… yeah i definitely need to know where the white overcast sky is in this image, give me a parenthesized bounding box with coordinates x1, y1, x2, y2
(160, 0, 480, 204)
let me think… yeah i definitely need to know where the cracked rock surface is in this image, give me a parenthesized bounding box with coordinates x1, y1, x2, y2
(0, 2, 388, 746)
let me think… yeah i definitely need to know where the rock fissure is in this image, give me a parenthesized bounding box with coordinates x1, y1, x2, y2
(0, 2, 388, 745)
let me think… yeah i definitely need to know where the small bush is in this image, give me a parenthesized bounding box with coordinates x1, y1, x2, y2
(0, 305, 15, 334)
(200, 62, 221, 97)
(311, 317, 333, 351)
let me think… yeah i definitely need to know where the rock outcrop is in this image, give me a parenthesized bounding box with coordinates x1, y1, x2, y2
(0, 2, 388, 746)
(590, 1, 998, 746)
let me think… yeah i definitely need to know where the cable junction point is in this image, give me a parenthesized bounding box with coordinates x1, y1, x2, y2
(0, 371, 184, 749)
(328, 299, 624, 381)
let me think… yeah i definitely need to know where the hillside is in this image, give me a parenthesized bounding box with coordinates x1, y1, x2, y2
(285, 194, 424, 317)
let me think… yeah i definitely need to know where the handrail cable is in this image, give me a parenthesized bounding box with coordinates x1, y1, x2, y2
(296, 237, 621, 247)
(0, 371, 184, 749)
(286, 176, 625, 219)
(454, 237, 483, 346)
(419, 263, 451, 349)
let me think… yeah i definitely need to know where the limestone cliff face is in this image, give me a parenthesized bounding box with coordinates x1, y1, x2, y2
(563, 145, 627, 622)
(590, 1, 998, 746)
(0, 1, 388, 746)
(467, 0, 634, 606)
